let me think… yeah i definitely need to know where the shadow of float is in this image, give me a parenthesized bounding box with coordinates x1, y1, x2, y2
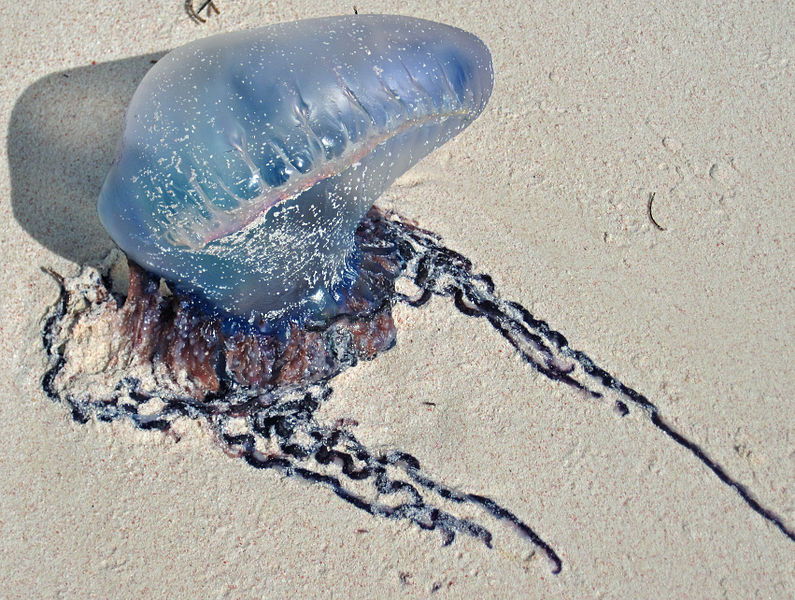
(8, 52, 165, 264)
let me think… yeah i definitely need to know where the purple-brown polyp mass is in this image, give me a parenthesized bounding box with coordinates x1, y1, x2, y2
(95, 15, 493, 396)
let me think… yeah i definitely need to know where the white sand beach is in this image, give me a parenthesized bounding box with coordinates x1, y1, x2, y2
(1, 1, 792, 597)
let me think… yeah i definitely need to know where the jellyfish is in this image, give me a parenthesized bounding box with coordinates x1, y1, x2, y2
(42, 14, 793, 576)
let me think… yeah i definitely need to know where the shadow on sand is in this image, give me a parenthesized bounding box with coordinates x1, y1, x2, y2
(8, 52, 165, 264)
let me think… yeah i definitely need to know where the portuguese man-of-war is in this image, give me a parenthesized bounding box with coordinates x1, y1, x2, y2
(97, 14, 493, 331)
(42, 14, 793, 576)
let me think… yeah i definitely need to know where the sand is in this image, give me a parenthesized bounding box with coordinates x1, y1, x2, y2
(1, 1, 792, 598)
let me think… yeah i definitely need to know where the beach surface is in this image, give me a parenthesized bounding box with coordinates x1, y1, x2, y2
(1, 1, 792, 597)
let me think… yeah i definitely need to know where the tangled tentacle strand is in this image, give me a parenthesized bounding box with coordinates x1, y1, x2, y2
(42, 210, 792, 581)
(388, 215, 794, 543)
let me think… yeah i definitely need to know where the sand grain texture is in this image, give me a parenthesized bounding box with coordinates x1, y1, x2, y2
(1, 1, 792, 598)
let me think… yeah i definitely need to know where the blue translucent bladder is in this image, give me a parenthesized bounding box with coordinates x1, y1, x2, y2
(98, 15, 493, 329)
